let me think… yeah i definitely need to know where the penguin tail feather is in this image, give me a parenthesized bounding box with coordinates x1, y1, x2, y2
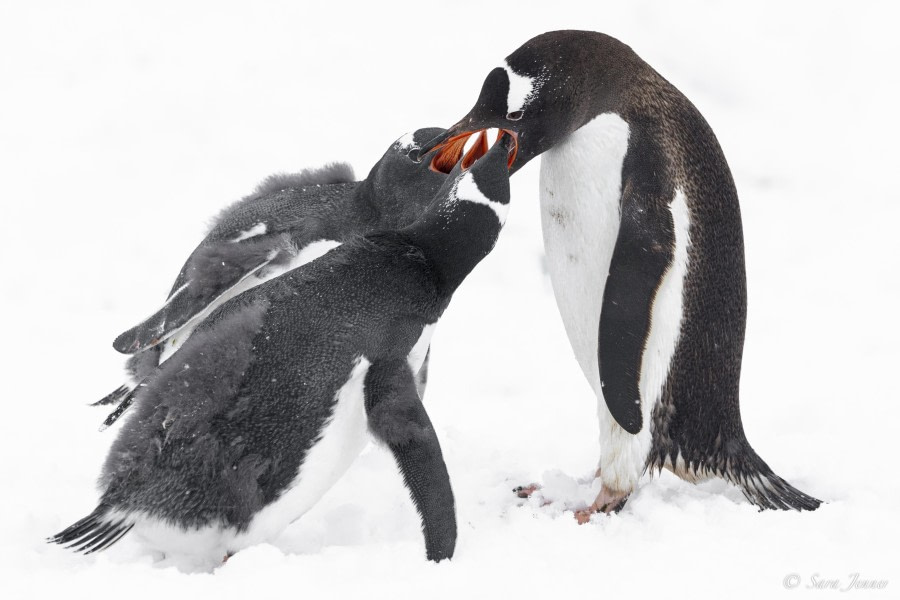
(48, 505, 133, 554)
(725, 445, 822, 511)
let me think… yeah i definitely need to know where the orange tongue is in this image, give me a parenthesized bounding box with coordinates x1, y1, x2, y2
(430, 133, 471, 174)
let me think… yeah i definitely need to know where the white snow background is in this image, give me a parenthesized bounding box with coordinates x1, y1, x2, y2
(1, 1, 898, 598)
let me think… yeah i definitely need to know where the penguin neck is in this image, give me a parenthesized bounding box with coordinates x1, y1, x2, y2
(401, 198, 504, 294)
(352, 169, 436, 231)
(350, 178, 382, 226)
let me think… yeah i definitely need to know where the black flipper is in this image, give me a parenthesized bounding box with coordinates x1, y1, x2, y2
(112, 234, 290, 354)
(598, 133, 675, 434)
(48, 505, 133, 554)
(364, 358, 456, 562)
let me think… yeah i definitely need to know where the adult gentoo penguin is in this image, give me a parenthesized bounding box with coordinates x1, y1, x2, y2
(50, 134, 515, 566)
(416, 30, 820, 515)
(97, 128, 447, 427)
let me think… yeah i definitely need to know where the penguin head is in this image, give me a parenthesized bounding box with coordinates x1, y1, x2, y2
(415, 30, 632, 173)
(363, 127, 449, 200)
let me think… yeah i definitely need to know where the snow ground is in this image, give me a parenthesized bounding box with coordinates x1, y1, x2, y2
(1, 1, 898, 598)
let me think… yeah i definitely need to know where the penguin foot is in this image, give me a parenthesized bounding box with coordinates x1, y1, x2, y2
(573, 508, 596, 524)
(573, 487, 630, 524)
(512, 484, 541, 499)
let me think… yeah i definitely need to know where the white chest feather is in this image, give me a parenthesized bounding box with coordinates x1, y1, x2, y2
(539, 113, 630, 396)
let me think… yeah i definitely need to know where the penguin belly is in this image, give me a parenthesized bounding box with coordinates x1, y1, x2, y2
(539, 113, 628, 396)
(125, 356, 372, 567)
(158, 238, 342, 363)
(539, 113, 651, 491)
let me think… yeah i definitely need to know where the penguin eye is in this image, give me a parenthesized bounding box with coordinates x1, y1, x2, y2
(506, 110, 524, 121)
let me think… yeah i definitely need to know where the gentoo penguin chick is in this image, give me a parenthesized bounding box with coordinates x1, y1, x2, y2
(50, 134, 515, 566)
(416, 30, 820, 515)
(96, 128, 447, 426)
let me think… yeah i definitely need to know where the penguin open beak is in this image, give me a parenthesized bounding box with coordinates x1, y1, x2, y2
(414, 127, 518, 174)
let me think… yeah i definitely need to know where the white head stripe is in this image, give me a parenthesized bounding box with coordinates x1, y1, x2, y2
(454, 172, 509, 223)
(394, 132, 416, 151)
(231, 222, 268, 243)
(503, 61, 538, 114)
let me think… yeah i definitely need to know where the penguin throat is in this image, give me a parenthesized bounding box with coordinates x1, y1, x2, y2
(429, 129, 518, 174)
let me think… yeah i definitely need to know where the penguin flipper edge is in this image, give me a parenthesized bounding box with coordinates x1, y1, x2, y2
(112, 252, 276, 354)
